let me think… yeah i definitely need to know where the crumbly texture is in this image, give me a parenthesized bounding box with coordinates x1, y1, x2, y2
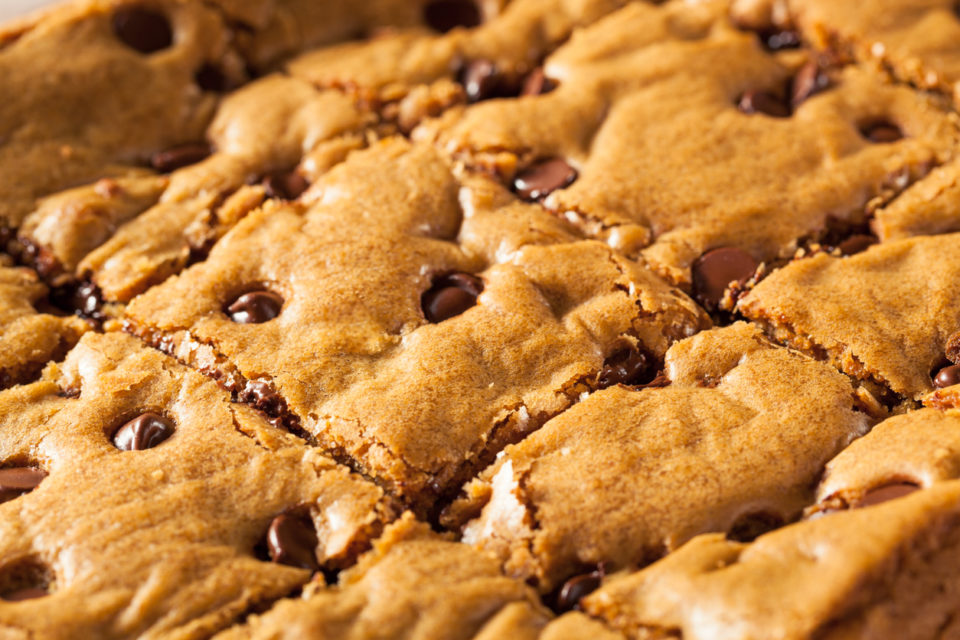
(738, 233, 960, 402)
(6, 0, 960, 637)
(213, 514, 553, 640)
(124, 138, 708, 510)
(0, 259, 88, 388)
(0, 331, 394, 639)
(447, 323, 869, 592)
(584, 480, 960, 640)
(420, 0, 958, 283)
(790, 0, 960, 105)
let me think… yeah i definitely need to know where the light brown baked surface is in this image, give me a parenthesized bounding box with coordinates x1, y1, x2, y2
(2, 0, 960, 638)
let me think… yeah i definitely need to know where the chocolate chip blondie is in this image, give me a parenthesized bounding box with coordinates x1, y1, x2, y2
(2, 0, 960, 638)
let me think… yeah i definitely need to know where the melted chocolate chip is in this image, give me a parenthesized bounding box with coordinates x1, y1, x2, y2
(762, 29, 801, 51)
(2, 588, 48, 602)
(263, 172, 309, 201)
(791, 61, 830, 107)
(423, 0, 481, 33)
(836, 234, 877, 256)
(860, 482, 920, 507)
(112, 7, 173, 54)
(738, 90, 791, 118)
(240, 380, 285, 416)
(194, 64, 231, 92)
(521, 67, 556, 96)
(150, 143, 211, 173)
(934, 364, 960, 389)
(597, 347, 656, 389)
(556, 569, 603, 613)
(227, 291, 284, 324)
(112, 412, 175, 451)
(0, 467, 47, 504)
(860, 121, 903, 144)
(460, 59, 500, 103)
(513, 158, 578, 201)
(728, 511, 784, 542)
(691, 247, 758, 309)
(422, 273, 483, 323)
(266, 513, 319, 572)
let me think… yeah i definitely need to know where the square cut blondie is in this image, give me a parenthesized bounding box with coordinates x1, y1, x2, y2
(124, 137, 707, 511)
(583, 479, 960, 640)
(738, 233, 960, 403)
(0, 331, 394, 639)
(445, 323, 870, 592)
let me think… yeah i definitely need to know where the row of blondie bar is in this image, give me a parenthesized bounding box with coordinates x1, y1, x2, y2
(2, 0, 960, 638)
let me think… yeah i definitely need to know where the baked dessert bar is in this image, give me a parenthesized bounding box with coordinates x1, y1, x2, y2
(124, 138, 707, 512)
(0, 332, 393, 638)
(2, 0, 960, 637)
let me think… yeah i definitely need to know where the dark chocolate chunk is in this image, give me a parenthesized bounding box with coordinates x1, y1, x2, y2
(422, 273, 483, 323)
(597, 347, 655, 389)
(423, 0, 481, 33)
(934, 364, 960, 389)
(1, 587, 47, 601)
(556, 569, 603, 613)
(112, 412, 175, 451)
(513, 158, 578, 201)
(227, 291, 284, 324)
(194, 64, 231, 92)
(860, 482, 920, 507)
(461, 59, 500, 103)
(266, 513, 320, 572)
(0, 467, 47, 504)
(112, 7, 173, 54)
(691, 247, 758, 309)
(150, 143, 211, 173)
(791, 61, 830, 106)
(836, 234, 877, 256)
(763, 29, 801, 51)
(860, 121, 903, 144)
(263, 172, 309, 201)
(738, 90, 791, 118)
(521, 67, 556, 96)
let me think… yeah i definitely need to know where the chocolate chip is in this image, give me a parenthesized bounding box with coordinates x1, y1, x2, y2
(521, 67, 556, 96)
(422, 273, 483, 323)
(934, 364, 960, 389)
(860, 121, 903, 144)
(240, 380, 285, 416)
(0, 467, 47, 504)
(112, 7, 173, 54)
(791, 61, 830, 107)
(738, 90, 790, 118)
(423, 0, 481, 33)
(836, 234, 877, 256)
(150, 143, 211, 173)
(556, 569, 603, 613)
(728, 511, 784, 542)
(691, 247, 758, 309)
(513, 158, 578, 201)
(460, 60, 500, 103)
(227, 290, 284, 324)
(860, 482, 920, 507)
(2, 588, 47, 601)
(266, 513, 319, 572)
(112, 412, 175, 451)
(597, 347, 655, 389)
(263, 172, 309, 200)
(194, 64, 230, 92)
(763, 29, 801, 51)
